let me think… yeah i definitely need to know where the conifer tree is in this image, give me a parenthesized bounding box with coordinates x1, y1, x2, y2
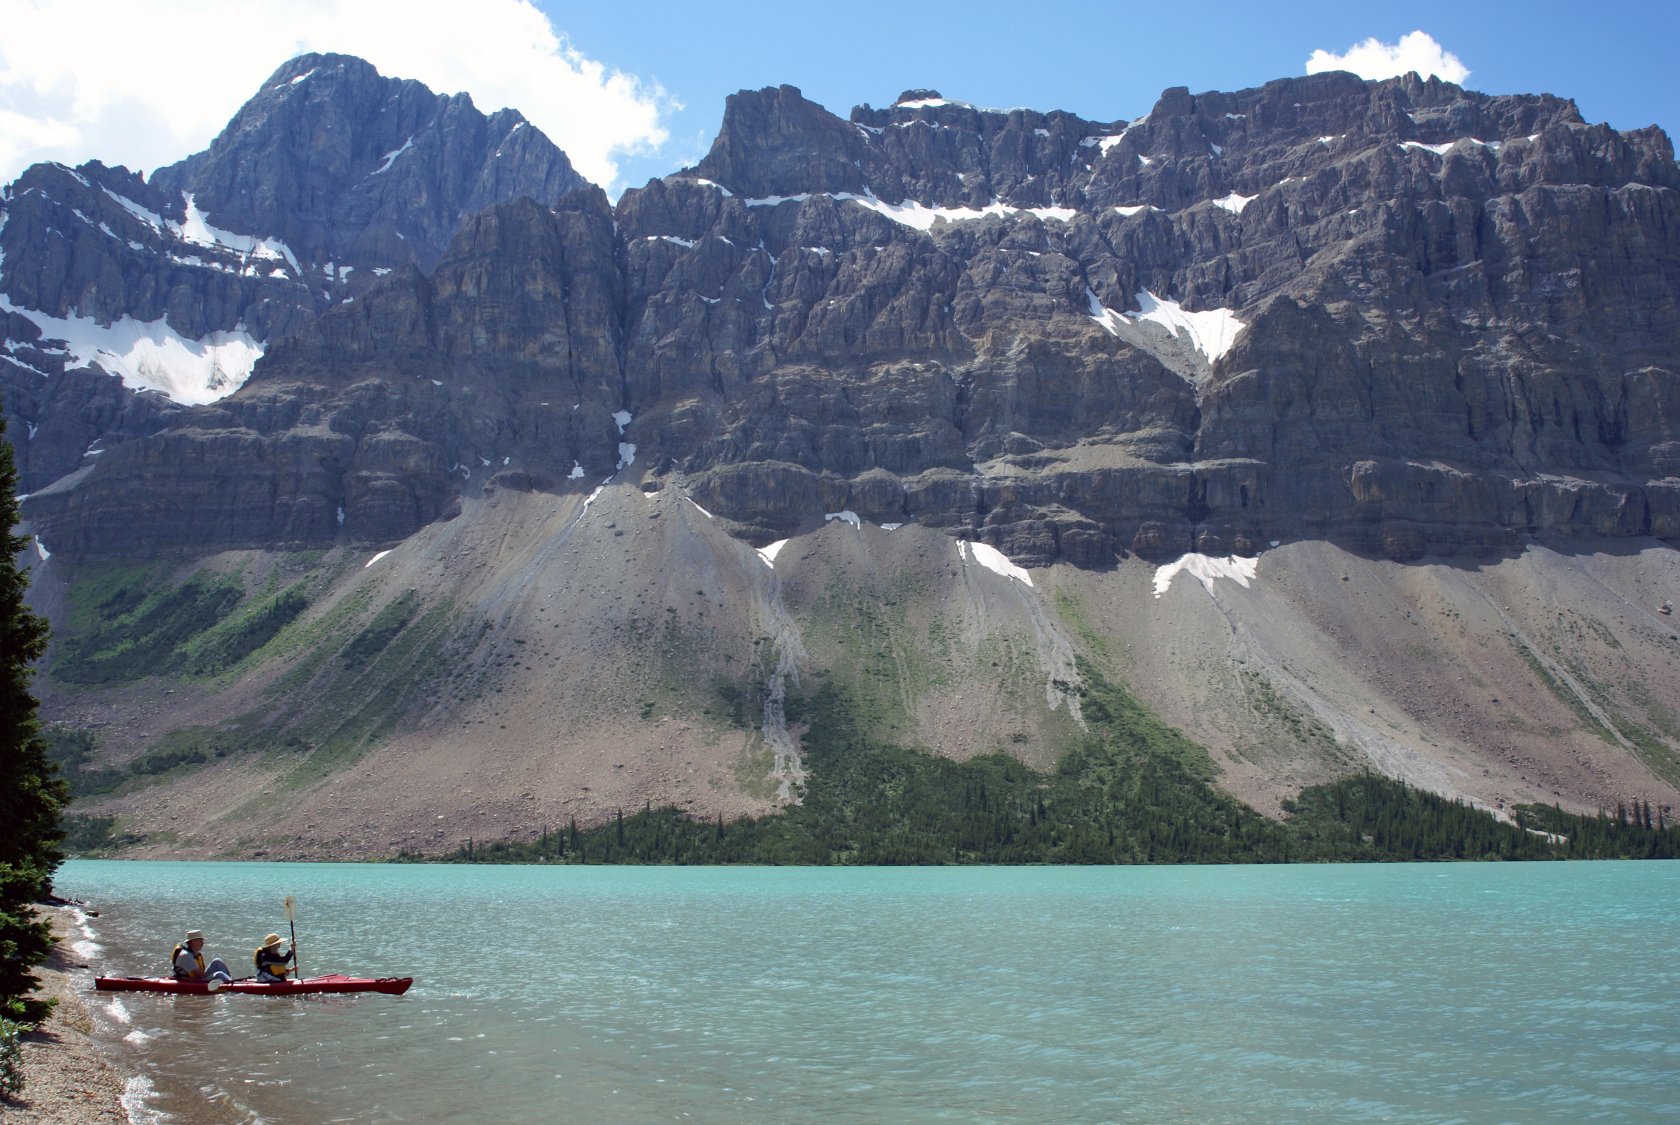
(0, 411, 68, 1021)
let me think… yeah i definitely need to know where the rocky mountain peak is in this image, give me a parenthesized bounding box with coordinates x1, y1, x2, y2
(691, 85, 871, 200)
(1, 53, 593, 491)
(259, 51, 374, 91)
(153, 53, 585, 274)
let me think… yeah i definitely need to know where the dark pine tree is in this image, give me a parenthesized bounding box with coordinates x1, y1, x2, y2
(0, 409, 69, 1022)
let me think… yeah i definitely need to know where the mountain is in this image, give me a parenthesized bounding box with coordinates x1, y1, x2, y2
(0, 53, 587, 492)
(22, 70, 1680, 562)
(6, 60, 1678, 858)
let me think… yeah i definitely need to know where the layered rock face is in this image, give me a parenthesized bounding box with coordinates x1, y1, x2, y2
(629, 75, 1680, 562)
(0, 53, 586, 491)
(18, 67, 1680, 565)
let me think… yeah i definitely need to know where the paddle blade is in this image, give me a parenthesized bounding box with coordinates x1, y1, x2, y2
(283, 894, 296, 921)
(206, 978, 222, 992)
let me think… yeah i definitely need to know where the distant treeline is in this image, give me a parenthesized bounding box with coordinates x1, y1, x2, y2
(401, 669, 1680, 866)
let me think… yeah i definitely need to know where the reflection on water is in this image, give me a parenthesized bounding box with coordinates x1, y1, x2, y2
(62, 861, 1680, 1124)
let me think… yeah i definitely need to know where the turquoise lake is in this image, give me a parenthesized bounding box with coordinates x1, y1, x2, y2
(59, 860, 1680, 1123)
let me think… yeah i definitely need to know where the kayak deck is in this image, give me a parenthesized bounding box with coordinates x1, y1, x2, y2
(95, 973, 412, 996)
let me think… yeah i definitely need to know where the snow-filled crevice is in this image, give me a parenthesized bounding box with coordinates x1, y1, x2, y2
(1211, 192, 1256, 215)
(370, 137, 414, 176)
(1086, 288, 1246, 382)
(103, 189, 301, 277)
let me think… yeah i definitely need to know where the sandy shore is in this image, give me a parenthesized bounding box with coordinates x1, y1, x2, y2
(1, 907, 130, 1124)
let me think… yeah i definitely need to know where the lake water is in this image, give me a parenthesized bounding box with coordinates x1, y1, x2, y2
(59, 860, 1680, 1124)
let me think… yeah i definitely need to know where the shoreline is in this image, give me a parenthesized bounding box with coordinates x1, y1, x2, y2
(2, 906, 130, 1124)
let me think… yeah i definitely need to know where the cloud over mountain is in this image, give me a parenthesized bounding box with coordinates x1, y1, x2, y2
(1305, 30, 1470, 84)
(0, 0, 672, 190)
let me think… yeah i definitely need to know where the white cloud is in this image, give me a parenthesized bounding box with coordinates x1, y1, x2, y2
(1305, 30, 1471, 85)
(0, 0, 672, 192)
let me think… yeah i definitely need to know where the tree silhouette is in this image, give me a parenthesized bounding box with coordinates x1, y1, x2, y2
(0, 409, 68, 1021)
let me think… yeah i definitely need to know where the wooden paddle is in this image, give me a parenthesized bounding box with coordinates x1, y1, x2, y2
(283, 894, 300, 980)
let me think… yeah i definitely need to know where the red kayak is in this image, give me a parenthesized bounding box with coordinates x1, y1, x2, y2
(95, 973, 412, 996)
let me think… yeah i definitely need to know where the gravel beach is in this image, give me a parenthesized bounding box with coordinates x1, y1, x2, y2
(2, 908, 129, 1124)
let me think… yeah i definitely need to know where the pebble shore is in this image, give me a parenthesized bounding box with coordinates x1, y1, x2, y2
(1, 908, 129, 1124)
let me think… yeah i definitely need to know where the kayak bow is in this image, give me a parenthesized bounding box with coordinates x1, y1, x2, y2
(95, 973, 412, 996)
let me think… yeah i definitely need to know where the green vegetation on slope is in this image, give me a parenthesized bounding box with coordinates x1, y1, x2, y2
(45, 555, 484, 839)
(53, 564, 314, 684)
(56, 571, 243, 683)
(1509, 632, 1680, 790)
(59, 814, 143, 855)
(181, 586, 311, 676)
(44, 724, 244, 803)
(339, 590, 419, 669)
(408, 663, 1680, 866)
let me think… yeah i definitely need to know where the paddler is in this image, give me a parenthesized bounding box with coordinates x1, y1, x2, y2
(172, 929, 233, 982)
(253, 933, 296, 982)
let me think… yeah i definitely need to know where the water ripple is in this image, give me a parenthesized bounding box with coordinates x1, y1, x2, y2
(58, 860, 1680, 1124)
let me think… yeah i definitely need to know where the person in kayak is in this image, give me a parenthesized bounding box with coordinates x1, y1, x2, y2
(172, 929, 233, 983)
(254, 933, 296, 982)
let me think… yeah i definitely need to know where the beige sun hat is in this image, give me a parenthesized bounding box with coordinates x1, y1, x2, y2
(260, 933, 285, 949)
(185, 929, 205, 942)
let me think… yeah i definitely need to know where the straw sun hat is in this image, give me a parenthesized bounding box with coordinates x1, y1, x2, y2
(260, 933, 286, 950)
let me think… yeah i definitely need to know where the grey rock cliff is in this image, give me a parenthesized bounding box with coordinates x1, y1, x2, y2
(1, 52, 589, 492)
(25, 191, 621, 553)
(19, 68, 1680, 566)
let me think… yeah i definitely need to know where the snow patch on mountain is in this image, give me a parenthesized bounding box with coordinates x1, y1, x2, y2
(744, 190, 1076, 230)
(100, 188, 301, 276)
(894, 96, 969, 109)
(370, 138, 414, 176)
(1398, 139, 1502, 157)
(1087, 289, 1246, 365)
(0, 295, 262, 404)
(959, 540, 1034, 586)
(1153, 553, 1258, 597)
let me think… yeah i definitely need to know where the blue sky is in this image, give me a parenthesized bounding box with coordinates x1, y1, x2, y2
(0, 0, 1675, 197)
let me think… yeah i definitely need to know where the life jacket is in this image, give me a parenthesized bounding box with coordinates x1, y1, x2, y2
(254, 945, 292, 979)
(171, 943, 205, 979)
